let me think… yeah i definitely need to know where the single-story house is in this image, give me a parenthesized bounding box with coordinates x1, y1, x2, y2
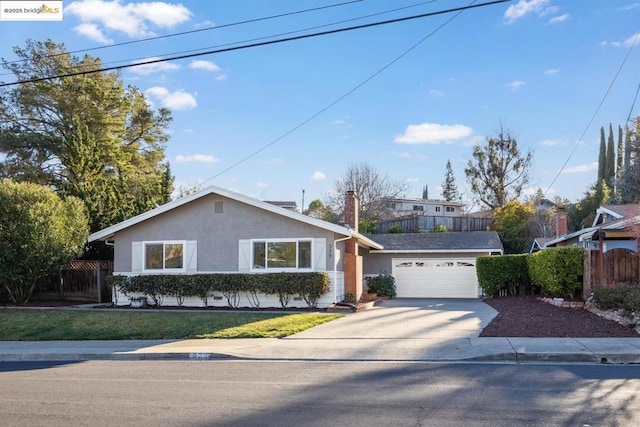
(544, 204, 639, 253)
(88, 186, 503, 307)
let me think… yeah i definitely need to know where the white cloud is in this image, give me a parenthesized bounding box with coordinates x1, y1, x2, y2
(506, 80, 525, 91)
(540, 139, 564, 146)
(395, 123, 473, 144)
(312, 171, 326, 180)
(504, 0, 549, 23)
(130, 57, 180, 75)
(65, 0, 192, 38)
(544, 68, 559, 75)
(405, 178, 420, 183)
(175, 154, 219, 163)
(547, 13, 569, 24)
(621, 3, 640, 10)
(215, 74, 227, 81)
(429, 89, 445, 97)
(601, 32, 640, 48)
(189, 60, 221, 72)
(561, 162, 598, 174)
(74, 23, 113, 44)
(145, 86, 197, 110)
(257, 182, 269, 188)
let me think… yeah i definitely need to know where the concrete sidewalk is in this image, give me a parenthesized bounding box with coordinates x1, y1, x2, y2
(1, 336, 640, 364)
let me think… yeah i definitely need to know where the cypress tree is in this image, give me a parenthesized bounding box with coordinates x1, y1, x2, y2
(598, 126, 606, 183)
(606, 123, 615, 187)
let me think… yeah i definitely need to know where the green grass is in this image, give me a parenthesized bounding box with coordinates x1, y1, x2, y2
(0, 310, 343, 341)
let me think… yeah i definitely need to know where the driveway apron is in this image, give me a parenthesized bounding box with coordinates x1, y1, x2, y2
(289, 298, 499, 340)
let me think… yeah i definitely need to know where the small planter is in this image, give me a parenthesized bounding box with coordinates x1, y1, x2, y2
(130, 296, 148, 308)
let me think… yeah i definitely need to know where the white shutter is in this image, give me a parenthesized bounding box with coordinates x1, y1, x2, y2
(185, 241, 197, 273)
(238, 239, 251, 271)
(132, 242, 143, 273)
(314, 238, 327, 271)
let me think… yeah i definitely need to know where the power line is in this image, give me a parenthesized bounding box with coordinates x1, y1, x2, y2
(0, 0, 510, 88)
(543, 31, 640, 198)
(0, 0, 363, 70)
(1, 0, 440, 79)
(195, 0, 489, 189)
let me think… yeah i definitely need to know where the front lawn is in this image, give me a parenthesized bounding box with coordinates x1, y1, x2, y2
(0, 310, 343, 340)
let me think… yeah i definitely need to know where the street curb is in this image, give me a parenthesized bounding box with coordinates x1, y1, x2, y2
(2, 351, 639, 364)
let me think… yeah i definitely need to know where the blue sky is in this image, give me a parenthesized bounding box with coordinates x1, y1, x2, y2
(1, 0, 640, 210)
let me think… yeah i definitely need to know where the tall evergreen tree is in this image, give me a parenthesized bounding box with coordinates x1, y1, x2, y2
(422, 184, 429, 199)
(615, 124, 623, 201)
(598, 126, 606, 183)
(441, 160, 460, 202)
(0, 39, 173, 233)
(606, 123, 615, 187)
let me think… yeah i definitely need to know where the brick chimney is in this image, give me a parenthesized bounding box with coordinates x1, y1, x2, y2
(555, 207, 568, 237)
(343, 191, 362, 300)
(344, 190, 359, 232)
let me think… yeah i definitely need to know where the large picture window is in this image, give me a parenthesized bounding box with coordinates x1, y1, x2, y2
(144, 242, 184, 271)
(252, 240, 312, 270)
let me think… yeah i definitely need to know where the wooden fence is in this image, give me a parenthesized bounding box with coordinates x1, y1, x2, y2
(377, 214, 493, 233)
(584, 248, 639, 296)
(35, 260, 113, 303)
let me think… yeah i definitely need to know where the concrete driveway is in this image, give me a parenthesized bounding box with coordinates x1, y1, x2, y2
(290, 298, 498, 339)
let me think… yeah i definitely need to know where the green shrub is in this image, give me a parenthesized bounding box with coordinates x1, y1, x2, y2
(476, 254, 531, 296)
(342, 292, 357, 304)
(365, 272, 396, 297)
(431, 224, 447, 233)
(593, 282, 640, 314)
(528, 247, 585, 299)
(107, 272, 330, 308)
(387, 225, 404, 234)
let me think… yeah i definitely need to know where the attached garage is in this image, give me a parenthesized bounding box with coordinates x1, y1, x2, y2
(363, 231, 504, 299)
(391, 257, 478, 298)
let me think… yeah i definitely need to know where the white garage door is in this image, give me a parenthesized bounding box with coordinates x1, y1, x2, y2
(392, 258, 478, 298)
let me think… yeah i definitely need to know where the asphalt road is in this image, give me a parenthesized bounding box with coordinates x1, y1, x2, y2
(1, 360, 639, 426)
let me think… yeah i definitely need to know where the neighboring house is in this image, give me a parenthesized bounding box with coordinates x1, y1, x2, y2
(265, 201, 298, 211)
(543, 205, 639, 253)
(377, 198, 493, 233)
(384, 197, 465, 216)
(88, 187, 503, 307)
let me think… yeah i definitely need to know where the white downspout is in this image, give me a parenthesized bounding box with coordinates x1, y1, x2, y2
(333, 235, 351, 304)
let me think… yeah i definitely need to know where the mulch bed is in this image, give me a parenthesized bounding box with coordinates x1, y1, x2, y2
(480, 295, 640, 338)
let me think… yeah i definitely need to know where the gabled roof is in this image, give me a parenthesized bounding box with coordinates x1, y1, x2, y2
(544, 226, 598, 247)
(365, 231, 503, 253)
(88, 186, 382, 249)
(593, 204, 640, 226)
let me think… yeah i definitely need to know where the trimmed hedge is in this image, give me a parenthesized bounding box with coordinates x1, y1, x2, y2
(477, 254, 531, 297)
(527, 247, 585, 299)
(106, 272, 330, 308)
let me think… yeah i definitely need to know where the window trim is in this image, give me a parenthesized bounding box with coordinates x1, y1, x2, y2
(142, 240, 187, 273)
(250, 238, 314, 272)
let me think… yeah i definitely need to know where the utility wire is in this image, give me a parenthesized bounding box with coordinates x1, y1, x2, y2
(624, 83, 640, 127)
(195, 0, 489, 189)
(0, 0, 363, 70)
(0, 0, 510, 88)
(543, 31, 640, 198)
(1, 0, 440, 79)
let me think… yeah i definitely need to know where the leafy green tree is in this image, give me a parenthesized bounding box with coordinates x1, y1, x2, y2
(303, 199, 339, 223)
(568, 180, 610, 231)
(464, 126, 532, 209)
(0, 39, 173, 233)
(492, 199, 535, 254)
(615, 124, 623, 200)
(441, 160, 460, 202)
(525, 188, 556, 238)
(0, 180, 89, 304)
(327, 161, 408, 222)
